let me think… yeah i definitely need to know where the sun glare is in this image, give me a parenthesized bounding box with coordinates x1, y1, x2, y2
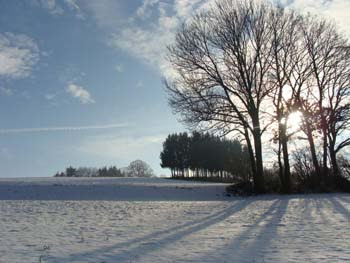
(287, 111, 303, 132)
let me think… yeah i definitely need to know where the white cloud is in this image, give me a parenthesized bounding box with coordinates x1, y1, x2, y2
(0, 32, 39, 79)
(82, 0, 122, 28)
(58, 0, 350, 79)
(107, 0, 214, 78)
(174, 0, 202, 17)
(64, 0, 85, 19)
(31, 0, 86, 19)
(136, 0, 160, 19)
(281, 0, 350, 37)
(33, 0, 64, 15)
(107, 18, 176, 77)
(109, 27, 166, 67)
(108, 0, 350, 79)
(158, 3, 179, 30)
(0, 123, 130, 134)
(65, 83, 95, 104)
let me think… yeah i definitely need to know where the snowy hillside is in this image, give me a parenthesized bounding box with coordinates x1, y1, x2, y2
(0, 177, 349, 262)
(0, 177, 229, 201)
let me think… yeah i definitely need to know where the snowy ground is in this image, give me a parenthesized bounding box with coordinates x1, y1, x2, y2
(0, 177, 349, 262)
(0, 177, 228, 201)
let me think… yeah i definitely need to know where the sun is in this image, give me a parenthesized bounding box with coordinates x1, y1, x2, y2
(287, 111, 303, 132)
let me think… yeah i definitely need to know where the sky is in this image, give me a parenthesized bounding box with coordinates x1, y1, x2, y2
(0, 0, 349, 177)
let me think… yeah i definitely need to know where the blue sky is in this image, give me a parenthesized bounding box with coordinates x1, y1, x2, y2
(0, 0, 349, 177)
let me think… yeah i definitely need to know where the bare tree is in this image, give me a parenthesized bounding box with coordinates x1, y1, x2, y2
(297, 16, 350, 178)
(268, 7, 302, 193)
(165, 0, 350, 192)
(324, 45, 350, 176)
(126, 160, 154, 178)
(166, 0, 275, 193)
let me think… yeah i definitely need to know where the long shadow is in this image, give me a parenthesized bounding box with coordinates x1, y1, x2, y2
(192, 194, 347, 263)
(335, 194, 350, 204)
(49, 199, 255, 262)
(193, 198, 289, 262)
(235, 198, 289, 261)
(329, 197, 350, 221)
(313, 197, 332, 225)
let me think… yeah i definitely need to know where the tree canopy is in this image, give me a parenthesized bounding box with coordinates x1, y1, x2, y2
(160, 132, 250, 182)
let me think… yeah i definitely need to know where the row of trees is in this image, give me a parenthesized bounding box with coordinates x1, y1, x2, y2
(54, 160, 155, 178)
(165, 0, 350, 193)
(54, 166, 123, 178)
(160, 132, 250, 181)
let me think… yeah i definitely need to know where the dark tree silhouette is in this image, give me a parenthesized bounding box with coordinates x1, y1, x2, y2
(55, 166, 124, 177)
(165, 0, 278, 192)
(165, 0, 350, 192)
(160, 132, 250, 182)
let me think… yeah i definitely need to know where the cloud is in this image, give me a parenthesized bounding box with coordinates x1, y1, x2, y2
(280, 0, 350, 37)
(0, 32, 40, 79)
(108, 27, 170, 68)
(65, 83, 95, 104)
(82, 0, 123, 29)
(32, 0, 64, 15)
(174, 0, 203, 17)
(107, 16, 176, 77)
(107, 0, 349, 79)
(64, 0, 85, 19)
(136, 0, 160, 19)
(31, 0, 85, 19)
(43, 0, 348, 79)
(106, 0, 215, 78)
(0, 123, 130, 134)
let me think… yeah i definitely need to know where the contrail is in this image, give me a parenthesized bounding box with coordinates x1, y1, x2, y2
(0, 123, 131, 134)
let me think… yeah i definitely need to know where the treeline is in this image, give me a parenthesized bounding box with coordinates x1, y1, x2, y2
(54, 166, 124, 178)
(160, 132, 250, 182)
(54, 159, 155, 178)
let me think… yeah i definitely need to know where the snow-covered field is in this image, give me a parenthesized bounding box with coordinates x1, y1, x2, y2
(0, 177, 228, 201)
(0, 177, 349, 262)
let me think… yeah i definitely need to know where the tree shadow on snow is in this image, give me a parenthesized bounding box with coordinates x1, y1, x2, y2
(193, 198, 289, 262)
(328, 197, 350, 221)
(49, 199, 255, 262)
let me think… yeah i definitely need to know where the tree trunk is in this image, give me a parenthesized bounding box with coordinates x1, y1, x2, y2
(328, 139, 340, 177)
(244, 127, 257, 185)
(321, 120, 328, 179)
(252, 115, 265, 193)
(305, 123, 321, 176)
(277, 139, 284, 187)
(280, 123, 291, 193)
(281, 136, 291, 193)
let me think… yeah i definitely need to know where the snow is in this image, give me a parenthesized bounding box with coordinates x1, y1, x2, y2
(0, 177, 349, 262)
(0, 177, 228, 201)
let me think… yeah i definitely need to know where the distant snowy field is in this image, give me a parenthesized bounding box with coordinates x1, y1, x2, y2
(0, 177, 349, 262)
(0, 177, 229, 201)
